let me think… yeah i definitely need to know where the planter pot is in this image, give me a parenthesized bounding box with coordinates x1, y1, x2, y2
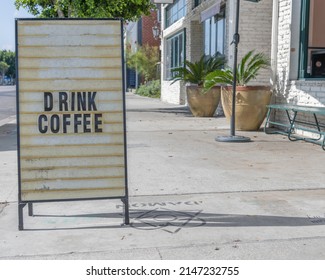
(221, 86, 272, 131)
(186, 86, 221, 117)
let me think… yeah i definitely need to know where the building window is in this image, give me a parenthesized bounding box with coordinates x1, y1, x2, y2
(165, 0, 186, 28)
(203, 9, 225, 57)
(165, 31, 185, 80)
(300, 0, 325, 78)
(194, 0, 202, 8)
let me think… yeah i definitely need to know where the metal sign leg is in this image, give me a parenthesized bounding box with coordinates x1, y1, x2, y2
(121, 198, 130, 225)
(28, 202, 33, 216)
(18, 203, 26, 230)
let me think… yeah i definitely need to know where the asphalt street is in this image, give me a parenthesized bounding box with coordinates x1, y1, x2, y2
(0, 86, 16, 126)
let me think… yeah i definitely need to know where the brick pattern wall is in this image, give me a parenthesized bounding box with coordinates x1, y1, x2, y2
(160, 0, 273, 105)
(275, 0, 325, 106)
(274, 0, 325, 126)
(141, 11, 161, 48)
(238, 0, 273, 85)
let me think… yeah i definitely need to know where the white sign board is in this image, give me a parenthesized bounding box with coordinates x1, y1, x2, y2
(16, 19, 127, 202)
(153, 0, 174, 3)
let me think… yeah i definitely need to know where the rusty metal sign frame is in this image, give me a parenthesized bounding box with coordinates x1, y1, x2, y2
(15, 18, 129, 230)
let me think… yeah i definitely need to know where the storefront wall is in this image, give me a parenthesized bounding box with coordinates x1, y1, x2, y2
(274, 0, 325, 125)
(160, 0, 273, 105)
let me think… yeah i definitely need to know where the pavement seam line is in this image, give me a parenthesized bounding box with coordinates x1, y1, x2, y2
(1, 236, 325, 260)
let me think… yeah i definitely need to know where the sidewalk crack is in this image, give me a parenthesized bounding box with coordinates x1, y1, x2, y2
(156, 247, 163, 260)
(0, 201, 9, 215)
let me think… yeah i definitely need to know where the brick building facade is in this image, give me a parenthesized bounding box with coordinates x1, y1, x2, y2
(141, 11, 161, 47)
(125, 10, 161, 89)
(272, 0, 325, 126)
(159, 0, 273, 105)
(154, 0, 325, 136)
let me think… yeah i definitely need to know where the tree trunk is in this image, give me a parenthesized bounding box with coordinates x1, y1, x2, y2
(52, 0, 66, 18)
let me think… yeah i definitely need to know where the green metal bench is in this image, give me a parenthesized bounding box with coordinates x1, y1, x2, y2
(264, 104, 325, 150)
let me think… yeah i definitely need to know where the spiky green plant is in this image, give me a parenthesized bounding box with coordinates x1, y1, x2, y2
(204, 50, 270, 90)
(170, 54, 225, 86)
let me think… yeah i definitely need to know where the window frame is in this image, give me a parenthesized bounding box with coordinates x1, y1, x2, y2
(203, 8, 225, 57)
(165, 30, 186, 81)
(165, 0, 186, 28)
(193, 0, 202, 9)
(299, 0, 325, 79)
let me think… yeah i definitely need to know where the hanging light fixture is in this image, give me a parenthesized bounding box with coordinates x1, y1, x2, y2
(152, 23, 161, 40)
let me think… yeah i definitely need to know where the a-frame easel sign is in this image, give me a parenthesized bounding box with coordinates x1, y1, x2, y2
(16, 18, 129, 230)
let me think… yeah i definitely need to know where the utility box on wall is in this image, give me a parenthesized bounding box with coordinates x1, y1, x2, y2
(16, 19, 129, 229)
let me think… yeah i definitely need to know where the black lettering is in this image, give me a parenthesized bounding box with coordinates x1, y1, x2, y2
(44, 92, 53, 111)
(83, 114, 91, 133)
(94, 113, 103, 133)
(88, 92, 97, 111)
(38, 114, 48, 133)
(77, 92, 87, 111)
(71, 92, 75, 111)
(74, 114, 82, 133)
(50, 114, 60, 133)
(62, 114, 71, 133)
(59, 92, 68, 111)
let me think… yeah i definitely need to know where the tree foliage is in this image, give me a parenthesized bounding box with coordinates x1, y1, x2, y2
(0, 50, 15, 79)
(14, 0, 154, 21)
(127, 44, 160, 83)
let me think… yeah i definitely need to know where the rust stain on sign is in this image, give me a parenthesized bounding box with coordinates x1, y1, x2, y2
(17, 20, 127, 201)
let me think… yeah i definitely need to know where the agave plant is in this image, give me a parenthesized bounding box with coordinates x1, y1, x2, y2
(171, 54, 225, 86)
(204, 50, 270, 90)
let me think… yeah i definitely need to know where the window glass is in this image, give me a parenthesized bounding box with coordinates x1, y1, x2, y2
(300, 0, 325, 78)
(210, 17, 217, 55)
(165, 31, 185, 80)
(166, 0, 186, 28)
(204, 19, 211, 55)
(216, 13, 225, 54)
(194, 0, 202, 8)
(203, 9, 225, 57)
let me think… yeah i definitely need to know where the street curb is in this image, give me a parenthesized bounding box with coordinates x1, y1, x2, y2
(0, 115, 16, 127)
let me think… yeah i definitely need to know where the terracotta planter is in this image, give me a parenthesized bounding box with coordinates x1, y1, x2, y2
(221, 86, 272, 131)
(186, 86, 221, 117)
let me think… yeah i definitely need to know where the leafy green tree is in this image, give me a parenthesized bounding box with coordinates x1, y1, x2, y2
(127, 44, 160, 83)
(0, 61, 9, 84)
(0, 50, 16, 79)
(15, 0, 154, 21)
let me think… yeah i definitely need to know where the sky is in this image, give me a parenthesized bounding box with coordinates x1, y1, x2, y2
(0, 1, 34, 51)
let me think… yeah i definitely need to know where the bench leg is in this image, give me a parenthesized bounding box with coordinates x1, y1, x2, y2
(288, 111, 298, 141)
(312, 113, 323, 141)
(264, 108, 272, 134)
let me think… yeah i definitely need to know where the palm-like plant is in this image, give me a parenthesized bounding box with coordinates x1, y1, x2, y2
(204, 50, 270, 90)
(171, 54, 225, 86)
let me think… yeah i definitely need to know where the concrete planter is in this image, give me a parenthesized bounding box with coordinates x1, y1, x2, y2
(221, 86, 272, 131)
(186, 85, 221, 117)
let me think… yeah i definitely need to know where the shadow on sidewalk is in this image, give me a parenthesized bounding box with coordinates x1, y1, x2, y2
(128, 106, 193, 117)
(127, 106, 225, 119)
(0, 124, 17, 152)
(23, 208, 323, 232)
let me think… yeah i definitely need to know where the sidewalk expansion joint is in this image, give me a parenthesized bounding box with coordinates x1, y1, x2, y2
(129, 187, 325, 199)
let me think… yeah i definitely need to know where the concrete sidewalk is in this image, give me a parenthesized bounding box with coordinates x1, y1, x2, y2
(0, 93, 324, 259)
